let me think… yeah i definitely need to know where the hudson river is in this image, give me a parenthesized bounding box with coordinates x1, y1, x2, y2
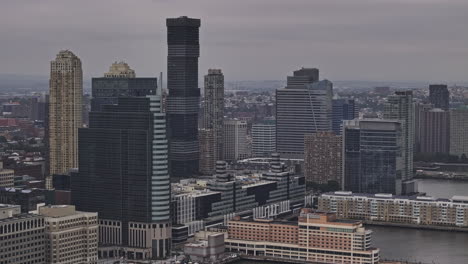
(236, 179, 468, 264)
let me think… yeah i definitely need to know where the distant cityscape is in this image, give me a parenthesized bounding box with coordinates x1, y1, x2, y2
(1, 10, 468, 264)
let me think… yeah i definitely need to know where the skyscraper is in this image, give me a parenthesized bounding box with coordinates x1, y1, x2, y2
(49, 50, 82, 175)
(332, 98, 357, 134)
(304, 132, 342, 185)
(419, 108, 450, 154)
(72, 95, 171, 260)
(224, 119, 249, 161)
(383, 91, 415, 194)
(199, 128, 216, 175)
(429, 84, 450, 110)
(91, 62, 157, 111)
(276, 68, 333, 158)
(203, 69, 224, 165)
(252, 121, 276, 157)
(166, 16, 201, 180)
(414, 102, 433, 153)
(450, 107, 468, 157)
(343, 119, 403, 195)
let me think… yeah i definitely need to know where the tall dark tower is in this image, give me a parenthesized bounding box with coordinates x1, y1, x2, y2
(166, 16, 201, 180)
(429, 84, 449, 110)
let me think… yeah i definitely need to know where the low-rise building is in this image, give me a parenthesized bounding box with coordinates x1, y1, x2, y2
(184, 232, 225, 262)
(225, 209, 379, 264)
(319, 191, 468, 227)
(39, 205, 98, 264)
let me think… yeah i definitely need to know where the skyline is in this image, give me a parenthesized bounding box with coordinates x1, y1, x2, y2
(1, 0, 467, 82)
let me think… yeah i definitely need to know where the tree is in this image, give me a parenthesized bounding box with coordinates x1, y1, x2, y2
(461, 154, 468, 163)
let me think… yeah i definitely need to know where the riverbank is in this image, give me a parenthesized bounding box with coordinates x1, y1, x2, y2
(364, 220, 468, 232)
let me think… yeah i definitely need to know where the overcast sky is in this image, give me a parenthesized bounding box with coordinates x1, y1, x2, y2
(1, 0, 467, 82)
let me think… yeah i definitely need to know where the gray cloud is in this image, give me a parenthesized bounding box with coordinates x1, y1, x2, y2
(0, 0, 467, 82)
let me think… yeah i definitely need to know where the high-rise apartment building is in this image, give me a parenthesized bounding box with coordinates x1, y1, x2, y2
(450, 107, 468, 157)
(166, 16, 201, 180)
(226, 209, 380, 264)
(304, 132, 342, 185)
(39, 205, 98, 264)
(91, 62, 157, 111)
(49, 50, 82, 175)
(276, 68, 333, 158)
(332, 98, 357, 134)
(72, 95, 171, 260)
(383, 91, 415, 194)
(429, 84, 450, 110)
(0, 204, 46, 264)
(252, 121, 276, 157)
(224, 119, 249, 161)
(199, 129, 216, 175)
(420, 108, 450, 154)
(414, 102, 433, 153)
(343, 119, 403, 195)
(203, 69, 224, 160)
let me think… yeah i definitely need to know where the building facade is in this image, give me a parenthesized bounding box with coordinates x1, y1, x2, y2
(429, 84, 450, 110)
(203, 69, 225, 163)
(276, 68, 333, 158)
(39, 205, 98, 264)
(199, 129, 216, 175)
(450, 107, 468, 157)
(0, 204, 46, 264)
(224, 119, 249, 161)
(72, 96, 171, 260)
(49, 50, 82, 175)
(226, 210, 379, 264)
(419, 108, 450, 154)
(252, 122, 276, 157)
(319, 191, 468, 227)
(383, 91, 415, 194)
(332, 98, 357, 135)
(91, 62, 157, 111)
(166, 16, 201, 180)
(343, 119, 403, 195)
(304, 132, 342, 185)
(0, 162, 14, 188)
(414, 102, 433, 153)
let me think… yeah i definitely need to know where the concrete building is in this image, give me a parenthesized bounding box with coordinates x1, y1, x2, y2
(429, 84, 450, 110)
(226, 209, 379, 264)
(49, 50, 82, 176)
(414, 102, 433, 153)
(39, 205, 98, 264)
(276, 68, 333, 158)
(72, 95, 171, 260)
(224, 119, 249, 161)
(332, 98, 357, 135)
(252, 121, 276, 157)
(184, 233, 225, 262)
(304, 132, 342, 185)
(91, 62, 157, 111)
(319, 191, 468, 227)
(450, 107, 468, 157)
(199, 129, 216, 175)
(343, 119, 403, 195)
(0, 204, 46, 264)
(166, 16, 201, 180)
(203, 69, 225, 163)
(0, 162, 14, 188)
(420, 108, 450, 154)
(383, 91, 416, 194)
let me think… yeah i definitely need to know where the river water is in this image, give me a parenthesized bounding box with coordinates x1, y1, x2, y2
(236, 179, 468, 264)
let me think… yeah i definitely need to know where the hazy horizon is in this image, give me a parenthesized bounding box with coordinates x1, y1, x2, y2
(1, 0, 467, 83)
